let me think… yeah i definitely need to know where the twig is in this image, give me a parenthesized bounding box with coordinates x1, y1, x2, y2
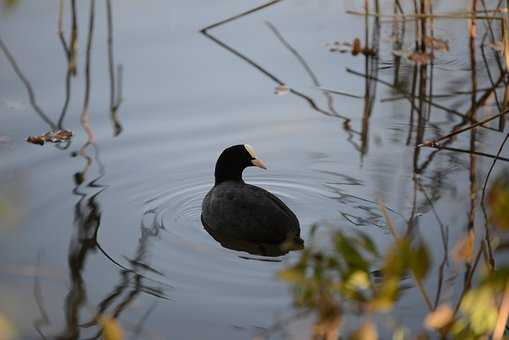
(313, 86, 363, 99)
(80, 0, 96, 146)
(420, 143, 509, 162)
(418, 110, 509, 147)
(106, 0, 123, 136)
(346, 10, 504, 21)
(0, 35, 57, 129)
(201, 0, 284, 32)
(199, 0, 352, 121)
(58, 0, 70, 59)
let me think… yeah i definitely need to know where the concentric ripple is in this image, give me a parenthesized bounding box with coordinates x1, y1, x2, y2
(138, 169, 401, 301)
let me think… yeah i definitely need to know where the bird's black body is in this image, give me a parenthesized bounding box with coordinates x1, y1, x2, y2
(201, 145, 303, 249)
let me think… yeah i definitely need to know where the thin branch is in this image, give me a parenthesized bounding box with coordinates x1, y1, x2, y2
(418, 109, 508, 147)
(0, 35, 57, 129)
(420, 143, 509, 162)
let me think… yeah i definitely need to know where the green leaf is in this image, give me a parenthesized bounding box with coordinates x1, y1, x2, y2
(355, 231, 380, 257)
(460, 286, 498, 335)
(409, 242, 430, 281)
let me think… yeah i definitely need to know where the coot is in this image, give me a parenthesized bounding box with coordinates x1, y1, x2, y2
(201, 145, 303, 248)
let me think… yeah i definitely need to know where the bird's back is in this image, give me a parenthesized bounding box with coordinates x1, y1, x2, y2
(202, 181, 300, 244)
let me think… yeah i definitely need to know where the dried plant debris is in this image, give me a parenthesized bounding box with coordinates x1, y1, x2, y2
(487, 41, 504, 52)
(26, 129, 73, 145)
(424, 36, 449, 52)
(274, 84, 289, 95)
(326, 38, 376, 57)
(393, 50, 434, 65)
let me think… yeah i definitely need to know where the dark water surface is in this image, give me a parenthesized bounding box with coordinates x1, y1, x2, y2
(0, 0, 507, 339)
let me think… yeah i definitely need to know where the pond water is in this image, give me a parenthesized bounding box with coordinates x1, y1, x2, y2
(0, 0, 507, 339)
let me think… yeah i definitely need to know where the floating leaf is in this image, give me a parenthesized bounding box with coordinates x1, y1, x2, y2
(453, 229, 475, 263)
(424, 36, 449, 52)
(349, 321, 378, 340)
(274, 84, 289, 96)
(99, 316, 123, 340)
(487, 41, 504, 52)
(352, 38, 362, 56)
(26, 129, 73, 145)
(393, 50, 433, 65)
(424, 304, 454, 330)
(407, 52, 433, 65)
(327, 38, 375, 56)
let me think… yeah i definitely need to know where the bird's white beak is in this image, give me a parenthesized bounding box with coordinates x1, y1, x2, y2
(251, 158, 267, 170)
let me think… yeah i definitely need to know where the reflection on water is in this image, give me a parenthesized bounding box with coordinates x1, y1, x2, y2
(0, 0, 508, 338)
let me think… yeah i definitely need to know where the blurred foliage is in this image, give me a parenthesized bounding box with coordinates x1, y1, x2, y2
(280, 171, 509, 339)
(2, 0, 20, 11)
(0, 190, 23, 232)
(99, 316, 123, 340)
(0, 313, 16, 340)
(487, 170, 509, 230)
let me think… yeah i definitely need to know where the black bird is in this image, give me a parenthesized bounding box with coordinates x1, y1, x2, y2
(201, 144, 303, 253)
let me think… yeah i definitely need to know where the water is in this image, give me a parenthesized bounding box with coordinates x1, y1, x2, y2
(0, 0, 507, 339)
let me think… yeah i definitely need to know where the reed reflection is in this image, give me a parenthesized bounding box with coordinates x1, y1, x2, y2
(254, 0, 509, 337)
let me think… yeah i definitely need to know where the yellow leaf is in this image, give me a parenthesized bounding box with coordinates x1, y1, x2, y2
(346, 271, 370, 290)
(349, 321, 378, 340)
(277, 268, 305, 284)
(453, 229, 475, 263)
(0, 313, 16, 340)
(460, 287, 498, 334)
(99, 316, 123, 340)
(424, 304, 454, 330)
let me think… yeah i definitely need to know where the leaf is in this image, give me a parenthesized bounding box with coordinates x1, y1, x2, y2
(352, 38, 362, 56)
(99, 316, 123, 340)
(2, 0, 19, 10)
(0, 313, 16, 340)
(26, 129, 73, 145)
(407, 52, 433, 65)
(460, 286, 498, 335)
(409, 242, 430, 281)
(370, 278, 400, 312)
(453, 229, 475, 263)
(382, 239, 411, 278)
(424, 304, 454, 330)
(345, 270, 370, 290)
(278, 267, 305, 284)
(424, 36, 449, 52)
(355, 231, 379, 257)
(486, 171, 509, 230)
(335, 234, 368, 271)
(274, 84, 289, 96)
(349, 321, 378, 340)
